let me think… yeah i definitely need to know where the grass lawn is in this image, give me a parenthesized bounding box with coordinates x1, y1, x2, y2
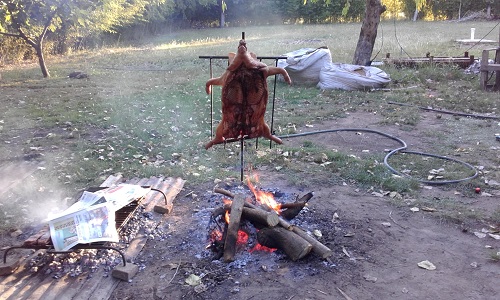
(0, 21, 499, 231)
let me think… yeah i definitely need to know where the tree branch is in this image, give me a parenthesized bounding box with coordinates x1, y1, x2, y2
(0, 31, 22, 38)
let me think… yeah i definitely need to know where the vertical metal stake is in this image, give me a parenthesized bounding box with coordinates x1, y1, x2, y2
(269, 58, 279, 149)
(240, 138, 244, 182)
(209, 58, 214, 139)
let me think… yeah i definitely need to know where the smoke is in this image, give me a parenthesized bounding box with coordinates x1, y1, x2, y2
(0, 162, 71, 230)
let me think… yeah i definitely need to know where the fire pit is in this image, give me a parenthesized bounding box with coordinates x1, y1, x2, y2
(206, 177, 332, 263)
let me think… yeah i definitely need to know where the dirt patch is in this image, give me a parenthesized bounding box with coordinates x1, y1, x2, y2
(107, 178, 499, 300)
(106, 112, 500, 300)
(1, 111, 499, 300)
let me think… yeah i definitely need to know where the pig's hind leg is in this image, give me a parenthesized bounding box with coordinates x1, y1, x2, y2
(205, 122, 226, 149)
(260, 122, 283, 145)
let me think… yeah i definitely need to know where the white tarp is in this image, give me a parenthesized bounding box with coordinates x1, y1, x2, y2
(278, 47, 332, 85)
(278, 47, 391, 90)
(317, 62, 391, 90)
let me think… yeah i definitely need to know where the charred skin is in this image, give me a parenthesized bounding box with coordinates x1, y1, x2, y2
(205, 40, 291, 150)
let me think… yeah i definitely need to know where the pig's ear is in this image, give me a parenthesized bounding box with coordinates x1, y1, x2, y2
(250, 52, 257, 60)
(228, 52, 236, 64)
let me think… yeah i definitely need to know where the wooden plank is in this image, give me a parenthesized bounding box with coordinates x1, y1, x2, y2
(139, 177, 165, 207)
(99, 174, 123, 187)
(0, 251, 49, 299)
(146, 177, 175, 210)
(162, 178, 185, 214)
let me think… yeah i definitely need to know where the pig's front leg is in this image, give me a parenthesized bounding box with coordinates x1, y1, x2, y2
(266, 66, 292, 85)
(206, 74, 226, 94)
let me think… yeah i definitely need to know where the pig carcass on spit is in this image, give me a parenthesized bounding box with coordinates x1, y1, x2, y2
(204, 39, 292, 150)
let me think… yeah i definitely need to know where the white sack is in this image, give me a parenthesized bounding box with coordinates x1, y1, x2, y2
(317, 62, 391, 90)
(278, 47, 332, 85)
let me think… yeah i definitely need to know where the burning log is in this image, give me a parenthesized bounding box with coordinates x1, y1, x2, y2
(214, 187, 293, 229)
(280, 191, 313, 220)
(212, 204, 280, 228)
(213, 187, 332, 261)
(257, 227, 312, 261)
(241, 207, 279, 228)
(223, 194, 245, 262)
(213, 187, 236, 199)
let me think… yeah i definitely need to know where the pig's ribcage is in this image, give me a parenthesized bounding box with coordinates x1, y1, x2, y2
(221, 66, 268, 139)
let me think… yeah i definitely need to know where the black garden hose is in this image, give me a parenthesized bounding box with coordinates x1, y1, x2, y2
(278, 128, 478, 185)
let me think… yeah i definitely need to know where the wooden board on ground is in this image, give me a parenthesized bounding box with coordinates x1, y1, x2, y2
(0, 175, 185, 300)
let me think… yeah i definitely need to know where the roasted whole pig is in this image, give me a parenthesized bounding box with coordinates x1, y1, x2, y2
(205, 39, 292, 149)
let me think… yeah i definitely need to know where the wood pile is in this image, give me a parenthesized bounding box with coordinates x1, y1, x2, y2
(210, 188, 332, 262)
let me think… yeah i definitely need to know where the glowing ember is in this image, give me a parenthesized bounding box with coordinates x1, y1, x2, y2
(209, 229, 223, 242)
(247, 176, 281, 212)
(237, 230, 249, 245)
(249, 243, 277, 253)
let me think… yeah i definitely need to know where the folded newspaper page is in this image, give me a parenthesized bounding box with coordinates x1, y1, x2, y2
(48, 184, 150, 251)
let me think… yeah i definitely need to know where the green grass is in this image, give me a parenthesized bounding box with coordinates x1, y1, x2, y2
(1, 21, 500, 231)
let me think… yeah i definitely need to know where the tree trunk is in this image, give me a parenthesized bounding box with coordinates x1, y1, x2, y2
(220, 11, 225, 28)
(412, 8, 419, 21)
(219, 0, 225, 28)
(458, 0, 462, 20)
(34, 43, 50, 78)
(352, 0, 386, 66)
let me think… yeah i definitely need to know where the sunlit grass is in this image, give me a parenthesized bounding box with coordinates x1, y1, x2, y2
(1, 21, 500, 230)
(153, 36, 236, 50)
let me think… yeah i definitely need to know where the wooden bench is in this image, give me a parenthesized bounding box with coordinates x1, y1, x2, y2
(480, 47, 500, 91)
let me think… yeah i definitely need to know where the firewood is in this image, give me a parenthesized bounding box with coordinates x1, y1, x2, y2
(257, 227, 312, 261)
(242, 207, 279, 227)
(223, 194, 245, 262)
(280, 191, 313, 220)
(214, 187, 235, 198)
(279, 202, 308, 209)
(212, 203, 279, 228)
(23, 226, 50, 247)
(213, 187, 292, 229)
(291, 227, 332, 259)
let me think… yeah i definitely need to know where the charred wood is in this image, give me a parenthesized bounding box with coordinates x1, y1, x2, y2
(280, 191, 314, 220)
(223, 194, 245, 262)
(291, 226, 333, 259)
(257, 227, 312, 261)
(241, 207, 279, 227)
(211, 203, 279, 228)
(214, 187, 293, 230)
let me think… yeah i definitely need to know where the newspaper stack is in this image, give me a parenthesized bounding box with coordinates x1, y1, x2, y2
(48, 184, 151, 251)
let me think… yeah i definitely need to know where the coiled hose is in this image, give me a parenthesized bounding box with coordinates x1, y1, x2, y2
(278, 128, 478, 185)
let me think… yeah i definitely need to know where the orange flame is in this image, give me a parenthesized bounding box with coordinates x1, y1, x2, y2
(223, 198, 232, 223)
(247, 176, 281, 212)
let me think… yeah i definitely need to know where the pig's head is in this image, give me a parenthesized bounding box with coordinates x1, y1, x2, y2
(227, 39, 259, 68)
(237, 39, 247, 54)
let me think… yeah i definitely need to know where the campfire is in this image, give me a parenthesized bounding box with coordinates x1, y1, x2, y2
(207, 176, 332, 262)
